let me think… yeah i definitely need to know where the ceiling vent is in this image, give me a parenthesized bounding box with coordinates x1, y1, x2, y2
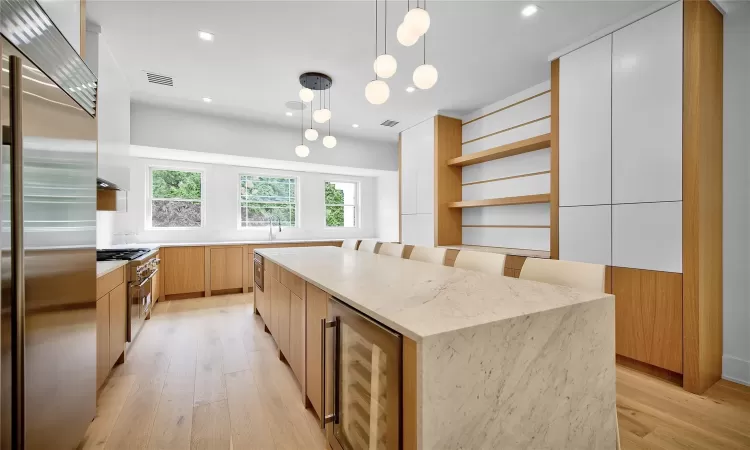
(380, 120, 399, 127)
(145, 72, 173, 87)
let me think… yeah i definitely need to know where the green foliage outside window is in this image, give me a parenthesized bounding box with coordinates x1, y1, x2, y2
(150, 169, 202, 228)
(240, 176, 297, 227)
(325, 182, 345, 227)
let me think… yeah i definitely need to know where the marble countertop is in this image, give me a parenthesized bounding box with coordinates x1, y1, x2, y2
(256, 246, 612, 342)
(97, 260, 128, 278)
(101, 238, 364, 250)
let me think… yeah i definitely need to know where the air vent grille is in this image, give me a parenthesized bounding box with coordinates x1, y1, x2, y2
(380, 120, 399, 127)
(145, 72, 173, 86)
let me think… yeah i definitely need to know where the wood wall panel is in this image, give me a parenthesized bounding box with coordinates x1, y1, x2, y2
(434, 115, 463, 246)
(550, 58, 559, 260)
(682, 0, 723, 395)
(613, 267, 683, 374)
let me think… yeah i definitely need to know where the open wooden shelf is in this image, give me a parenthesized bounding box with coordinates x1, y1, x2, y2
(447, 194, 550, 209)
(447, 134, 552, 167)
(439, 245, 551, 259)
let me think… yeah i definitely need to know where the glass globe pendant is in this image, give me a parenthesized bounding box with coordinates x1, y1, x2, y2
(299, 87, 314, 102)
(397, 22, 419, 47)
(323, 135, 337, 148)
(413, 64, 438, 89)
(374, 54, 397, 79)
(365, 79, 390, 105)
(295, 145, 309, 157)
(313, 108, 331, 123)
(305, 128, 318, 141)
(403, 7, 430, 36)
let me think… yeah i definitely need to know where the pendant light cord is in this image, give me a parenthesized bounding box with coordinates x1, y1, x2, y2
(328, 88, 331, 135)
(374, 0, 378, 80)
(384, 0, 387, 55)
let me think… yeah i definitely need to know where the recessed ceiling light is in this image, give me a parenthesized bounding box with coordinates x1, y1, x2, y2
(521, 5, 539, 17)
(285, 112, 293, 117)
(352, 124, 359, 128)
(202, 97, 212, 103)
(406, 86, 416, 93)
(198, 31, 214, 41)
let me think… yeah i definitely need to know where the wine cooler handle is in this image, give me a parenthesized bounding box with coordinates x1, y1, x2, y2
(320, 318, 337, 429)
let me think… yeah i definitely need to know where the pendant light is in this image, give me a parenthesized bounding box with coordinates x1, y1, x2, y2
(305, 104, 318, 141)
(299, 87, 314, 103)
(366, 0, 391, 104)
(373, 0, 397, 78)
(313, 91, 331, 123)
(295, 104, 309, 157)
(323, 90, 337, 148)
(397, 0, 420, 46)
(413, 31, 438, 89)
(403, 0, 430, 37)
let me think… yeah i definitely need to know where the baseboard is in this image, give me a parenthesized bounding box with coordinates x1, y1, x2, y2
(723, 355, 750, 386)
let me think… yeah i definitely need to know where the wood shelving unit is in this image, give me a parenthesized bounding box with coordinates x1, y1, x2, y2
(447, 134, 552, 167)
(447, 193, 550, 209)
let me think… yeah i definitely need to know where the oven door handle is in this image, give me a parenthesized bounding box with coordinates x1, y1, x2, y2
(132, 268, 158, 288)
(320, 317, 338, 429)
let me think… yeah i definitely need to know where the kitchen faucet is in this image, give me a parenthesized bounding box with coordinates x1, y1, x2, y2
(268, 218, 282, 240)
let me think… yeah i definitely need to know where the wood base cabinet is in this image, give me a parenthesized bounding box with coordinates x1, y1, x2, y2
(306, 283, 328, 418)
(96, 267, 128, 390)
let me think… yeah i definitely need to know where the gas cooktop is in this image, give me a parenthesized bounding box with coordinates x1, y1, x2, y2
(96, 248, 152, 261)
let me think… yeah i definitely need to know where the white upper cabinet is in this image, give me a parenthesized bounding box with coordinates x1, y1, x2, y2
(612, 2, 683, 204)
(401, 118, 435, 216)
(559, 205, 612, 266)
(402, 214, 434, 247)
(559, 35, 612, 207)
(39, 0, 82, 54)
(612, 202, 682, 273)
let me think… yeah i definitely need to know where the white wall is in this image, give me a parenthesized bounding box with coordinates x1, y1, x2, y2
(39, 0, 81, 54)
(374, 172, 400, 242)
(723, 2, 750, 386)
(460, 81, 551, 250)
(130, 103, 398, 172)
(111, 157, 380, 245)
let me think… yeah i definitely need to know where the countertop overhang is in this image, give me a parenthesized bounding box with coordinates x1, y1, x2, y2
(96, 260, 128, 278)
(256, 246, 612, 341)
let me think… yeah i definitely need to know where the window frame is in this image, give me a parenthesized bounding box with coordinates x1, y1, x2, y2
(237, 173, 300, 229)
(146, 165, 206, 230)
(324, 180, 360, 229)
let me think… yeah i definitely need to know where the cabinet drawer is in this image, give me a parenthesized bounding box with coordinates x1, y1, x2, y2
(97, 266, 124, 299)
(280, 268, 305, 300)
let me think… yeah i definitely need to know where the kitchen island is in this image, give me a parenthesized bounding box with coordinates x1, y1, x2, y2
(255, 246, 616, 450)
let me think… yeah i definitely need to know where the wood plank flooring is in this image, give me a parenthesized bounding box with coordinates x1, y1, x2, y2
(81, 293, 750, 450)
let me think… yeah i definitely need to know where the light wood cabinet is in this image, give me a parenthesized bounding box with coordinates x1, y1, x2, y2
(96, 293, 110, 390)
(276, 282, 291, 358)
(108, 282, 127, 369)
(254, 282, 267, 321)
(306, 283, 328, 418)
(209, 246, 243, 291)
(152, 258, 161, 303)
(289, 292, 305, 390)
(268, 277, 277, 338)
(163, 246, 205, 296)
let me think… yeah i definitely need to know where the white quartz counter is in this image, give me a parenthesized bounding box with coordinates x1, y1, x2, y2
(96, 260, 128, 278)
(102, 238, 360, 250)
(256, 246, 611, 342)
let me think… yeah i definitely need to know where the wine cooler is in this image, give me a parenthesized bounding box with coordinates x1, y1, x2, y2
(322, 298, 402, 450)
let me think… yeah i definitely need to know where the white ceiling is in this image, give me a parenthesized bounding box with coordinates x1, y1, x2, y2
(88, 0, 657, 143)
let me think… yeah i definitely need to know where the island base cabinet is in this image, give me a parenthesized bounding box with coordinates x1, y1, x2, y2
(108, 282, 127, 368)
(305, 283, 329, 418)
(289, 292, 305, 394)
(96, 294, 110, 390)
(275, 281, 291, 358)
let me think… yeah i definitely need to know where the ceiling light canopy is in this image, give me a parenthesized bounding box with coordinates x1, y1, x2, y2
(403, 7, 430, 36)
(365, 79, 390, 105)
(522, 5, 539, 17)
(198, 31, 214, 41)
(374, 54, 397, 79)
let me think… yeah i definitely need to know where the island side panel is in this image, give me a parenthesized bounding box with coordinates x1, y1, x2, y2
(419, 296, 616, 450)
(403, 337, 419, 450)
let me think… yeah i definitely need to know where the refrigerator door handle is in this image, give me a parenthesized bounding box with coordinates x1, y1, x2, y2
(320, 318, 337, 429)
(9, 54, 26, 449)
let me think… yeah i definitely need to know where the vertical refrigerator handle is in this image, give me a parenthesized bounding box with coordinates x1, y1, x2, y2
(320, 318, 337, 429)
(9, 54, 25, 450)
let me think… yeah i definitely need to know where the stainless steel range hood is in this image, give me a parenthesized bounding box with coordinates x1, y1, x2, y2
(97, 177, 121, 190)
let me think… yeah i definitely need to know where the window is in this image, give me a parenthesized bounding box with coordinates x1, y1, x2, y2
(325, 181, 358, 227)
(148, 167, 204, 228)
(239, 175, 297, 228)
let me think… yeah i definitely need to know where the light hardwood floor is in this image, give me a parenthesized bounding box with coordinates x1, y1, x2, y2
(81, 293, 750, 450)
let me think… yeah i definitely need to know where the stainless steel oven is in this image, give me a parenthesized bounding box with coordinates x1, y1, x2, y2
(127, 259, 158, 343)
(322, 297, 402, 450)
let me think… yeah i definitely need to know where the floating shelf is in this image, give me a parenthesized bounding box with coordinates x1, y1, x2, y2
(439, 245, 551, 259)
(447, 134, 552, 167)
(448, 194, 550, 209)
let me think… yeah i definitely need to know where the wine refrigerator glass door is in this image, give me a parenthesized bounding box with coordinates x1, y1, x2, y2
(327, 298, 402, 450)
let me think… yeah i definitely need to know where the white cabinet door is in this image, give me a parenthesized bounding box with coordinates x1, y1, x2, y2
(559, 205, 612, 265)
(559, 35, 612, 207)
(612, 202, 682, 273)
(612, 2, 682, 203)
(414, 118, 435, 214)
(401, 214, 434, 247)
(400, 138, 417, 215)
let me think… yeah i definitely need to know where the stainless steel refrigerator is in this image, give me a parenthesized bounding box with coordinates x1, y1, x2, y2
(0, 0, 98, 448)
